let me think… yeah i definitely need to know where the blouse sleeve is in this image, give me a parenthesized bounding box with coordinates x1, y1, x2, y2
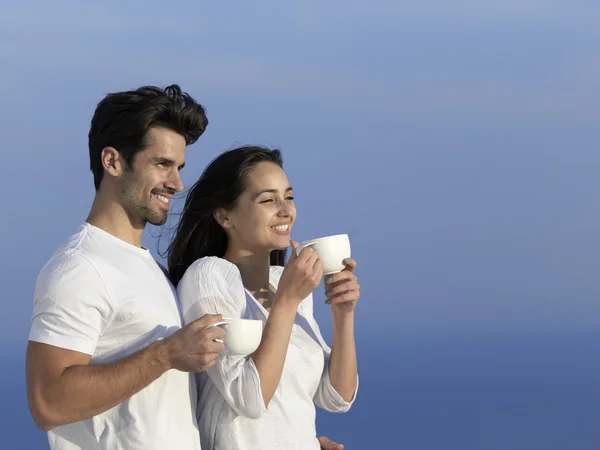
(314, 346, 358, 413)
(177, 257, 267, 419)
(302, 297, 359, 413)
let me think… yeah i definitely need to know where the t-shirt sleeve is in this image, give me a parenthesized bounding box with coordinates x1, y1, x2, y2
(28, 253, 114, 356)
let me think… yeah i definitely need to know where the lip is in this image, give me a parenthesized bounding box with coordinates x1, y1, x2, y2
(152, 193, 172, 210)
(270, 223, 291, 236)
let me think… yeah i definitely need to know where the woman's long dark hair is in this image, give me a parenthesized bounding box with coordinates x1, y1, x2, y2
(168, 146, 287, 286)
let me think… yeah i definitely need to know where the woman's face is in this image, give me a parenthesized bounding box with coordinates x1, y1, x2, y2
(224, 162, 296, 253)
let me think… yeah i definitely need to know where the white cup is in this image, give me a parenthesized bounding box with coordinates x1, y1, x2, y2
(206, 318, 263, 356)
(295, 234, 351, 275)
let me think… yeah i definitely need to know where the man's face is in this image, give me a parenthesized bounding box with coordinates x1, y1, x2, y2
(119, 127, 186, 226)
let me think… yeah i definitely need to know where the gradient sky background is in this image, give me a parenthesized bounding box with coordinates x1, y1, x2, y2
(1, 1, 599, 448)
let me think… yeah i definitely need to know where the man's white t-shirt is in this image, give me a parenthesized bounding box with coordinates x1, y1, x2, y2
(29, 223, 201, 450)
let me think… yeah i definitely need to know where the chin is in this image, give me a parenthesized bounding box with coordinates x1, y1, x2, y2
(146, 211, 168, 226)
(273, 238, 291, 250)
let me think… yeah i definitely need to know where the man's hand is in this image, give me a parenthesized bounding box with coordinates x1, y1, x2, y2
(318, 435, 344, 450)
(163, 314, 225, 372)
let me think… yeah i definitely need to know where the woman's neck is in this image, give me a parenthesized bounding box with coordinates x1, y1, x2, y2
(224, 247, 272, 304)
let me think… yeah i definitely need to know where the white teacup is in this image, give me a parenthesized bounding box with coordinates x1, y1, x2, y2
(295, 234, 351, 275)
(206, 318, 263, 356)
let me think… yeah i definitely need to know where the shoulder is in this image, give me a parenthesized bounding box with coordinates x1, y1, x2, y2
(37, 248, 103, 291)
(34, 249, 114, 314)
(35, 225, 114, 299)
(178, 257, 242, 295)
(189, 256, 240, 282)
(39, 224, 105, 279)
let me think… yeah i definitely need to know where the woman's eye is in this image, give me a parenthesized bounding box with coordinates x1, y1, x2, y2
(260, 198, 274, 204)
(286, 196, 295, 201)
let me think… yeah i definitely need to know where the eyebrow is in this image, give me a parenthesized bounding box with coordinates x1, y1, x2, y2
(253, 187, 293, 200)
(151, 157, 185, 170)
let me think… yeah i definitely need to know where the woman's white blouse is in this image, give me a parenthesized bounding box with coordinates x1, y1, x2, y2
(177, 257, 357, 450)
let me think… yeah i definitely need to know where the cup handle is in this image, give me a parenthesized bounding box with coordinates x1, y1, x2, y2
(206, 320, 230, 344)
(205, 320, 230, 329)
(296, 241, 317, 256)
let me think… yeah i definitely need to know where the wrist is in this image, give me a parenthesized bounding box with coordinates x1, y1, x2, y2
(150, 338, 175, 371)
(273, 292, 302, 311)
(331, 308, 355, 324)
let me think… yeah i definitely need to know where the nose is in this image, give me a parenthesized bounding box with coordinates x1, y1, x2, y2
(166, 168, 184, 193)
(278, 200, 292, 217)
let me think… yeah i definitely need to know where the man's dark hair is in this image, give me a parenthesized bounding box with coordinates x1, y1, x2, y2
(88, 84, 208, 190)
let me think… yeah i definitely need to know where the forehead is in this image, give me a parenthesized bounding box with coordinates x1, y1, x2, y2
(138, 127, 187, 163)
(245, 162, 289, 189)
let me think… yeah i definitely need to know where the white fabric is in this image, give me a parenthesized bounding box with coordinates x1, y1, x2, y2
(177, 257, 357, 450)
(29, 223, 201, 450)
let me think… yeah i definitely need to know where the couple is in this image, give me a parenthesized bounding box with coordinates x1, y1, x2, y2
(26, 84, 360, 449)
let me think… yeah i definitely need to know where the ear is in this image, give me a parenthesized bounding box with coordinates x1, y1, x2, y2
(100, 146, 126, 177)
(214, 208, 234, 229)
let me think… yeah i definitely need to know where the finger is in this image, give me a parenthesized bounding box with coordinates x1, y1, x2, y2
(288, 240, 300, 260)
(341, 257, 357, 272)
(201, 359, 218, 371)
(325, 280, 356, 296)
(298, 245, 316, 263)
(327, 291, 360, 304)
(325, 271, 355, 286)
(317, 436, 343, 450)
(191, 314, 223, 328)
(317, 436, 334, 447)
(312, 259, 324, 282)
(203, 326, 226, 340)
(198, 335, 226, 354)
(326, 281, 359, 297)
(203, 340, 226, 354)
(306, 248, 320, 270)
(211, 341, 226, 353)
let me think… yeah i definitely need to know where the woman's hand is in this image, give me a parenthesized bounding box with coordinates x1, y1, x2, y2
(275, 240, 323, 307)
(317, 435, 344, 450)
(324, 258, 360, 316)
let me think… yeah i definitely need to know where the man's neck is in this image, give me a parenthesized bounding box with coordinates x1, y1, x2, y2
(86, 192, 145, 248)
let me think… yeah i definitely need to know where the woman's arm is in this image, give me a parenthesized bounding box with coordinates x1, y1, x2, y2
(251, 242, 324, 407)
(328, 310, 358, 402)
(315, 258, 360, 407)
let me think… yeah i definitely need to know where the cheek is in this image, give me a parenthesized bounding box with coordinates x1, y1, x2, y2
(252, 209, 274, 230)
(233, 208, 268, 234)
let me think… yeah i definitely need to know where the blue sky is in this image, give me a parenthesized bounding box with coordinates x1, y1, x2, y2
(1, 0, 599, 345)
(1, 2, 599, 447)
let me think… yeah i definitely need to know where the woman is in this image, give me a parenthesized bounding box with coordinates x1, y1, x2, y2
(168, 146, 359, 449)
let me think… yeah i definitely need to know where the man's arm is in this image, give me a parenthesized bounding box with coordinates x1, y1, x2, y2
(26, 315, 225, 431)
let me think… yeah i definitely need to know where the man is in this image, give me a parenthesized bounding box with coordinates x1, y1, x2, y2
(26, 84, 224, 449)
(26, 84, 344, 450)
